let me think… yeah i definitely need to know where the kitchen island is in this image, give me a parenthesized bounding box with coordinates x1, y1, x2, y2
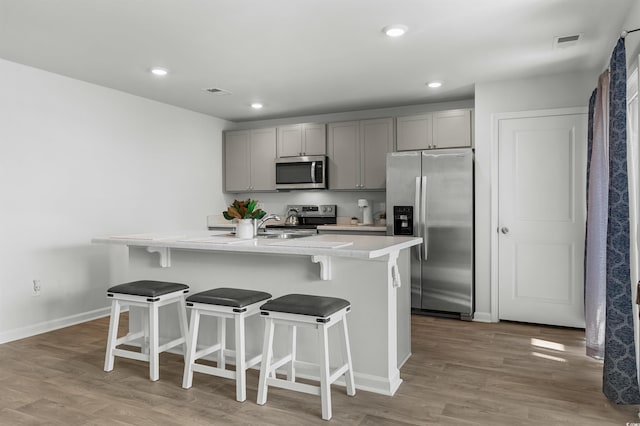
(93, 231, 421, 396)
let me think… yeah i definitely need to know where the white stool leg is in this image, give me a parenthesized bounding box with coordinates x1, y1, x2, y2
(182, 309, 201, 389)
(104, 299, 121, 372)
(341, 316, 356, 396)
(287, 325, 297, 382)
(318, 324, 332, 420)
(257, 318, 275, 405)
(177, 295, 189, 361)
(235, 313, 247, 402)
(149, 302, 160, 381)
(217, 317, 226, 369)
(141, 309, 150, 355)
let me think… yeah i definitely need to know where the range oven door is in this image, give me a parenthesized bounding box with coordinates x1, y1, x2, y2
(275, 156, 327, 190)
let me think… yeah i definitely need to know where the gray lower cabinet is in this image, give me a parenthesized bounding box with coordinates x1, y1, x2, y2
(327, 118, 394, 190)
(224, 128, 276, 192)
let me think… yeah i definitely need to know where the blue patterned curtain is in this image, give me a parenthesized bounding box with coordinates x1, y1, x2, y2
(603, 37, 640, 404)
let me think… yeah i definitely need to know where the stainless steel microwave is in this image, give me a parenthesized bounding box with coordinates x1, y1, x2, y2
(275, 155, 327, 190)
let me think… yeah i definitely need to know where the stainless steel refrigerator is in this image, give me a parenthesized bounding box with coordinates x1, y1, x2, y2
(386, 149, 474, 320)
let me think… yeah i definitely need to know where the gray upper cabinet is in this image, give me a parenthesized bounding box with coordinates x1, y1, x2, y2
(328, 118, 393, 190)
(224, 128, 276, 192)
(277, 123, 326, 157)
(361, 118, 394, 189)
(433, 109, 472, 149)
(396, 114, 433, 151)
(396, 109, 472, 151)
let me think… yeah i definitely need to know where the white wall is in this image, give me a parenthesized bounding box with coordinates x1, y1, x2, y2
(624, 0, 640, 70)
(0, 58, 231, 343)
(473, 70, 598, 321)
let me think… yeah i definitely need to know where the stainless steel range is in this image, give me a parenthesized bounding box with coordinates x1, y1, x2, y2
(266, 204, 337, 233)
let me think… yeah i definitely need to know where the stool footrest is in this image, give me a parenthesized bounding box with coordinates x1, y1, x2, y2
(115, 331, 145, 346)
(267, 377, 321, 396)
(269, 354, 293, 372)
(192, 363, 236, 380)
(246, 353, 262, 369)
(193, 343, 223, 360)
(158, 337, 186, 354)
(113, 348, 149, 362)
(329, 363, 350, 385)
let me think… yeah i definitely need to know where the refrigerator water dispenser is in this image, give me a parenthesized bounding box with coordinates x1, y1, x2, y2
(393, 206, 413, 235)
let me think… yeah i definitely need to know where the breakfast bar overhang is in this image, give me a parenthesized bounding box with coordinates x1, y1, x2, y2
(93, 232, 421, 396)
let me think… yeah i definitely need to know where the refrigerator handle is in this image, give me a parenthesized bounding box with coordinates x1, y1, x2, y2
(421, 176, 428, 260)
(414, 176, 421, 242)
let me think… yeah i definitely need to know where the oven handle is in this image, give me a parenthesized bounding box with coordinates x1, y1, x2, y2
(311, 161, 317, 184)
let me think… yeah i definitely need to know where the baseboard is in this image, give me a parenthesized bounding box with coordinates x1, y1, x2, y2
(473, 311, 494, 323)
(0, 307, 112, 345)
(398, 351, 412, 369)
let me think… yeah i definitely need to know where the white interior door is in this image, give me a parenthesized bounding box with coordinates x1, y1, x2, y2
(498, 113, 587, 327)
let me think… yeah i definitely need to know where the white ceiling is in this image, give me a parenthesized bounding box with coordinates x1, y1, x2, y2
(0, 0, 635, 122)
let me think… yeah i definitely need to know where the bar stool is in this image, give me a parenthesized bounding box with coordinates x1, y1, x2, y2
(256, 294, 355, 421)
(182, 287, 272, 402)
(104, 280, 189, 381)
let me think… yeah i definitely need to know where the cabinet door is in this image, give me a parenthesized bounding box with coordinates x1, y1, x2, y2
(433, 109, 472, 148)
(361, 118, 393, 190)
(224, 130, 251, 192)
(277, 124, 303, 157)
(328, 121, 360, 190)
(250, 128, 277, 191)
(302, 123, 326, 156)
(397, 114, 432, 151)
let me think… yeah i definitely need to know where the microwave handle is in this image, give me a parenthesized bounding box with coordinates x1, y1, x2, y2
(311, 161, 316, 184)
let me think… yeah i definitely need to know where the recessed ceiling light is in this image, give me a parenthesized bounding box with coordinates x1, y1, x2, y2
(383, 25, 408, 37)
(251, 103, 263, 109)
(427, 81, 442, 88)
(150, 67, 168, 76)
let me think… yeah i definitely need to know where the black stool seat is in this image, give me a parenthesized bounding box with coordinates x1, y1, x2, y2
(260, 294, 350, 317)
(107, 280, 189, 297)
(187, 288, 272, 308)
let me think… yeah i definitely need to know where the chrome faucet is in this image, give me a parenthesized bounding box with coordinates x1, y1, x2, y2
(254, 214, 281, 235)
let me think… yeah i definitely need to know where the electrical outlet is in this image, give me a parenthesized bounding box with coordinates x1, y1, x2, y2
(32, 279, 41, 296)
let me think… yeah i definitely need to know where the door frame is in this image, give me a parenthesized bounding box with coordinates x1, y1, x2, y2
(489, 107, 588, 322)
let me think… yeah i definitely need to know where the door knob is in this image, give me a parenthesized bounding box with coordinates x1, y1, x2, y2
(501, 227, 509, 234)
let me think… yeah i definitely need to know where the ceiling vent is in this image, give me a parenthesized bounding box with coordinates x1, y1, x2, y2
(553, 33, 582, 48)
(203, 87, 232, 95)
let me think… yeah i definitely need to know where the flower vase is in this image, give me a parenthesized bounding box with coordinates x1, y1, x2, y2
(236, 219, 255, 239)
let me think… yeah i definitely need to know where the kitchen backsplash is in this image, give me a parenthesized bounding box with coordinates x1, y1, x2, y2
(217, 191, 386, 224)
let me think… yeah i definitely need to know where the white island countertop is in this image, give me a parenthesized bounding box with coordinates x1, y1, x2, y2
(93, 231, 420, 260)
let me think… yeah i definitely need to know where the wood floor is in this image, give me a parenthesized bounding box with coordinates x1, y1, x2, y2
(0, 314, 638, 425)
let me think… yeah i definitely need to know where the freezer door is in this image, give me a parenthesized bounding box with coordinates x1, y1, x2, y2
(386, 152, 423, 309)
(420, 149, 474, 317)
